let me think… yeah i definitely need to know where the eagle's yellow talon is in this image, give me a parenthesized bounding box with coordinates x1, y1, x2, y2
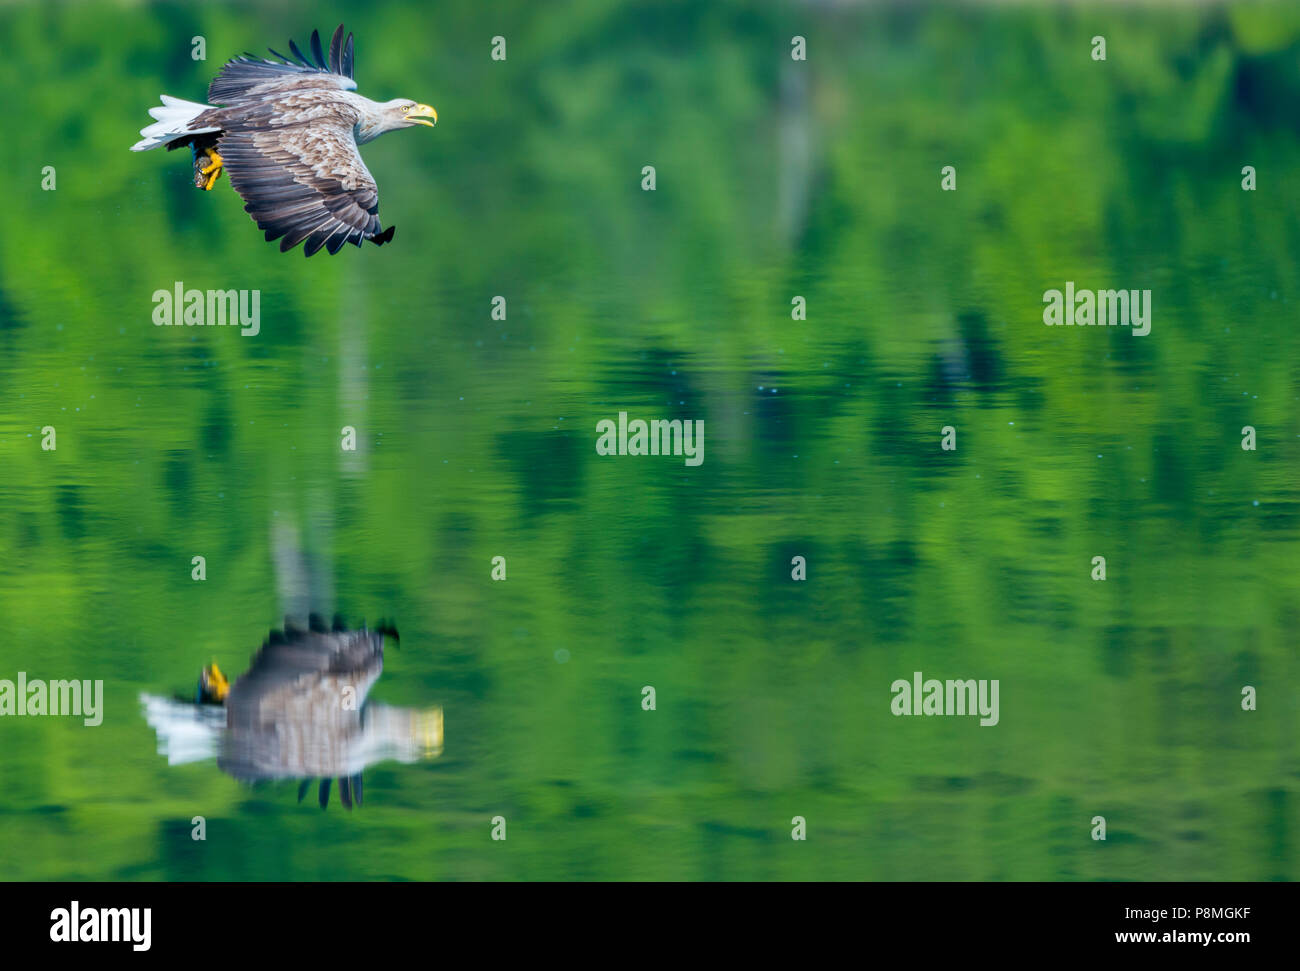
(200, 148, 223, 190)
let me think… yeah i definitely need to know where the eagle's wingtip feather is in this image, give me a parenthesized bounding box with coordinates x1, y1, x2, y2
(309, 29, 326, 71)
(328, 25, 344, 75)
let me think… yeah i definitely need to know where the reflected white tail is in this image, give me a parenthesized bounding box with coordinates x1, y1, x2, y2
(139, 693, 225, 764)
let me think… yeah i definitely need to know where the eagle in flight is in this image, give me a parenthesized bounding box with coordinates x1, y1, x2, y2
(131, 25, 437, 256)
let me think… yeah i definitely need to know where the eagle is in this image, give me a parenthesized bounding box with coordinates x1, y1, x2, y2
(131, 24, 437, 256)
(140, 615, 444, 810)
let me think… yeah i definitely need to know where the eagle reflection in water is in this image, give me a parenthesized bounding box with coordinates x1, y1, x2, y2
(140, 615, 443, 809)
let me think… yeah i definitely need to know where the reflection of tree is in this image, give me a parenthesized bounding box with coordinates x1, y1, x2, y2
(777, 58, 814, 249)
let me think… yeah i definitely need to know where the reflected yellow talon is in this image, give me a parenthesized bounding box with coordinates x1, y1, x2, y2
(199, 148, 223, 190)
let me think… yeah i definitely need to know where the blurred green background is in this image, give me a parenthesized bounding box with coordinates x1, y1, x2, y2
(0, 0, 1298, 880)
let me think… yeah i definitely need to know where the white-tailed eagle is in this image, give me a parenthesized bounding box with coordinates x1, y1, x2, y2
(131, 25, 437, 256)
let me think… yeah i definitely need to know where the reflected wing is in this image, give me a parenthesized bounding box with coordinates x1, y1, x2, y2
(226, 625, 385, 717)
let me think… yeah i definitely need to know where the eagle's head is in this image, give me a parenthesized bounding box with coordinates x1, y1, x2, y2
(357, 99, 437, 143)
(396, 100, 438, 129)
(197, 662, 229, 705)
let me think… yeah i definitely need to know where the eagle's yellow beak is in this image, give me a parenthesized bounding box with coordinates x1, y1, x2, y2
(406, 104, 437, 128)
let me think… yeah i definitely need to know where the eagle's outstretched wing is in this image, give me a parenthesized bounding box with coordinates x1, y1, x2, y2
(208, 25, 357, 104)
(216, 95, 393, 256)
(226, 621, 387, 718)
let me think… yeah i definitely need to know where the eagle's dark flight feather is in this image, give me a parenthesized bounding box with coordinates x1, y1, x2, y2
(208, 26, 356, 105)
(202, 95, 390, 256)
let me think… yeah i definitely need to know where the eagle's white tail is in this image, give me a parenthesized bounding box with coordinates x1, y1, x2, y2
(130, 94, 220, 151)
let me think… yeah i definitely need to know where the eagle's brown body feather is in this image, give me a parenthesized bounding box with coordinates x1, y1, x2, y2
(195, 93, 385, 256)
